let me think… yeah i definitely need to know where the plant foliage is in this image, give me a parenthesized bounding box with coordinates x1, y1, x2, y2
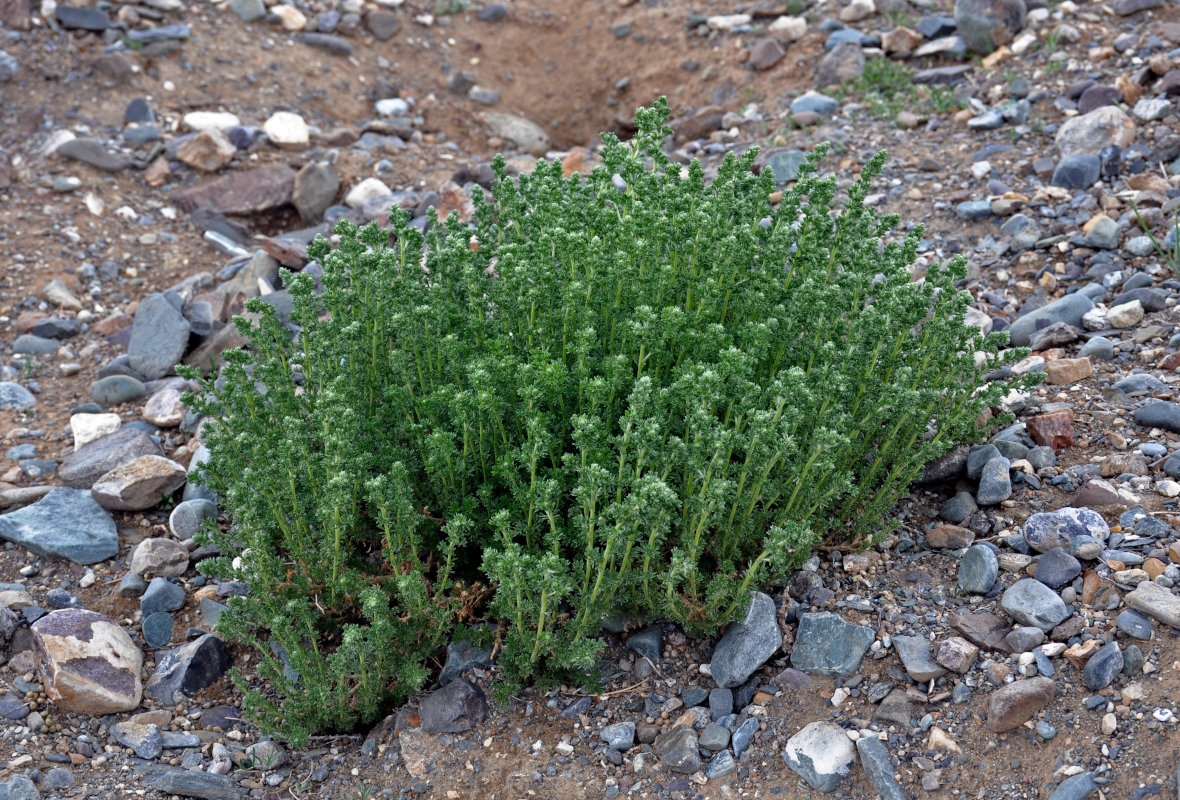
(181, 98, 1032, 744)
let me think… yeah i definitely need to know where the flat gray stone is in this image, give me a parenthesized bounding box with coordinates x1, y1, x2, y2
(1008, 294, 1094, 347)
(128, 293, 191, 380)
(0, 487, 117, 564)
(709, 592, 780, 688)
(60, 426, 163, 489)
(856, 736, 905, 800)
(791, 612, 876, 677)
(1001, 578, 1070, 631)
(155, 770, 244, 800)
(1134, 401, 1180, 434)
(893, 635, 948, 682)
(0, 382, 35, 409)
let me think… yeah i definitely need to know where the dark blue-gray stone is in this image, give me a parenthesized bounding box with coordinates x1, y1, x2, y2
(626, 625, 662, 662)
(763, 149, 808, 185)
(0, 694, 29, 721)
(704, 750, 737, 779)
(141, 577, 185, 617)
(1036, 721, 1057, 740)
(112, 721, 163, 759)
(142, 611, 174, 648)
(1023, 507, 1109, 554)
(56, 5, 110, 29)
(0, 487, 117, 564)
(1001, 578, 1069, 631)
(1051, 154, 1101, 189)
(13, 335, 59, 355)
(976, 456, 1012, 505)
(731, 716, 760, 757)
(0, 383, 36, 410)
(1034, 649, 1055, 677)
(1027, 446, 1057, 470)
(710, 592, 780, 688)
(1008, 294, 1094, 347)
(791, 612, 876, 677)
(1116, 609, 1153, 640)
(993, 439, 1029, 461)
(145, 634, 233, 706)
(600, 721, 634, 750)
(155, 770, 244, 800)
(699, 722, 731, 750)
(956, 200, 992, 221)
(709, 687, 733, 720)
(939, 491, 977, 524)
(89, 375, 147, 406)
(1112, 287, 1166, 313)
(1134, 401, 1180, 433)
(682, 687, 708, 707)
(967, 444, 1001, 480)
(1082, 642, 1122, 690)
(1123, 644, 1144, 676)
(1047, 772, 1097, 800)
(959, 544, 999, 594)
(1034, 547, 1081, 589)
(856, 736, 906, 800)
(438, 638, 493, 686)
(1115, 374, 1167, 395)
(128, 293, 191, 381)
(45, 588, 82, 609)
(0, 775, 40, 800)
(560, 696, 591, 719)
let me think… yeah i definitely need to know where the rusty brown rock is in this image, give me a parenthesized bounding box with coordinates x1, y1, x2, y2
(1026, 410, 1074, 449)
(1044, 357, 1093, 385)
(1099, 452, 1148, 477)
(925, 524, 975, 549)
(986, 676, 1056, 732)
(176, 129, 236, 173)
(172, 163, 296, 215)
(950, 611, 1012, 653)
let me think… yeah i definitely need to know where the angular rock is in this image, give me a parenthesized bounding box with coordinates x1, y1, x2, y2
(1023, 507, 1109, 553)
(1034, 547, 1081, 589)
(748, 38, 785, 70)
(172, 164, 296, 216)
(293, 162, 339, 223)
(710, 592, 780, 688)
(176, 130, 236, 172)
(958, 544, 999, 594)
(143, 385, 186, 427)
(1044, 357, 1092, 386)
(112, 721, 163, 760)
(1124, 581, 1180, 628)
(93, 455, 186, 511)
(782, 721, 856, 792)
(932, 637, 978, 673)
(419, 678, 488, 734)
(1082, 641, 1122, 690)
(141, 577, 185, 618)
(155, 770, 244, 800)
(437, 638, 493, 686)
(145, 633, 231, 705)
(600, 721, 635, 750)
(1001, 579, 1070, 631)
(1008, 294, 1093, 347)
(653, 724, 700, 774)
(0, 382, 35, 410)
(791, 612, 876, 677)
(128, 293, 191, 380)
(954, 0, 1026, 54)
(815, 41, 864, 87)
(1026, 410, 1074, 449)
(71, 412, 121, 451)
(0, 487, 117, 564)
(60, 426, 163, 489)
(986, 676, 1055, 732)
(32, 608, 143, 713)
(1055, 106, 1137, 157)
(893, 635, 947, 682)
(0, 776, 39, 800)
(856, 737, 905, 800)
(926, 524, 974, 549)
(130, 538, 190, 577)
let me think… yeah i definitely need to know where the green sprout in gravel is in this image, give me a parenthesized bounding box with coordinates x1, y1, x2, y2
(181, 98, 1033, 745)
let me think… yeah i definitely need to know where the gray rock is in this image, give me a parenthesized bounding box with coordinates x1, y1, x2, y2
(1007, 294, 1094, 347)
(939, 491, 978, 523)
(1001, 578, 1070, 631)
(56, 138, 130, 172)
(438, 638, 493, 686)
(1078, 336, 1114, 360)
(1034, 547, 1081, 589)
(1004, 626, 1045, 653)
(704, 750, 737, 779)
(477, 2, 507, 20)
(709, 687, 734, 719)
(1115, 374, 1167, 395)
(1082, 641, 1123, 691)
(183, 445, 218, 504)
(1047, 772, 1097, 800)
(0, 52, 20, 83)
(293, 162, 340, 223)
(626, 625, 662, 662)
(1056, 106, 1136, 157)
(90, 374, 147, 406)
(956, 200, 992, 221)
(0, 776, 40, 800)
(0, 487, 117, 564)
(297, 32, 354, 55)
(1084, 216, 1120, 250)
(111, 721, 162, 759)
(967, 444, 1001, 480)
(710, 592, 780, 688)
(1116, 609, 1153, 640)
(1051, 154, 1101, 189)
(228, 0, 266, 21)
(790, 91, 838, 116)
(653, 724, 700, 774)
(141, 577, 185, 618)
(169, 499, 217, 540)
(600, 721, 635, 750)
(922, 446, 968, 482)
(419, 678, 488, 734)
(815, 41, 865, 87)
(976, 456, 1012, 505)
(763, 149, 808, 185)
(128, 293, 191, 380)
(959, 544, 999, 594)
(155, 770, 244, 800)
(0, 383, 34, 410)
(145, 634, 232, 705)
(894, 635, 947, 682)
(856, 736, 905, 800)
(1000, 214, 1041, 250)
(1022, 507, 1109, 553)
(783, 721, 856, 792)
(731, 716, 760, 757)
(55, 5, 110, 29)
(60, 426, 163, 489)
(954, 0, 1026, 53)
(1134, 401, 1180, 433)
(791, 612, 876, 677)
(142, 611, 174, 648)
(698, 721, 731, 750)
(13, 334, 60, 355)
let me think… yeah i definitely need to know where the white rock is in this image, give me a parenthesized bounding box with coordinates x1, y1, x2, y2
(480, 111, 550, 156)
(839, 0, 874, 21)
(31, 608, 143, 714)
(71, 413, 122, 451)
(183, 111, 242, 132)
(768, 15, 806, 40)
(129, 537, 189, 578)
(41, 130, 76, 156)
(971, 161, 991, 179)
(344, 177, 393, 208)
(375, 98, 410, 117)
(1106, 299, 1144, 328)
(263, 111, 309, 149)
(44, 279, 82, 310)
(1101, 713, 1117, 735)
(1011, 31, 1037, 55)
(271, 5, 307, 29)
(1081, 307, 1109, 331)
(782, 722, 856, 792)
(707, 13, 751, 30)
(1158, 480, 1180, 497)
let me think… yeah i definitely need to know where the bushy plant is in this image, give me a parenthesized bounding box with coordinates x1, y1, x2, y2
(182, 98, 1030, 743)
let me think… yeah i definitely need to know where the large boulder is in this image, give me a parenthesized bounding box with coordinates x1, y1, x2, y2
(32, 609, 143, 713)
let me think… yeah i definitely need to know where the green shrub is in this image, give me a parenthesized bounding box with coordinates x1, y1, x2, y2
(182, 98, 1030, 744)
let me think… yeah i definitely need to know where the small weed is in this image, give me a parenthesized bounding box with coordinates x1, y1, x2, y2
(784, 0, 808, 16)
(1131, 200, 1180, 276)
(433, 0, 468, 15)
(1043, 59, 1066, 76)
(882, 8, 916, 27)
(1040, 31, 1061, 54)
